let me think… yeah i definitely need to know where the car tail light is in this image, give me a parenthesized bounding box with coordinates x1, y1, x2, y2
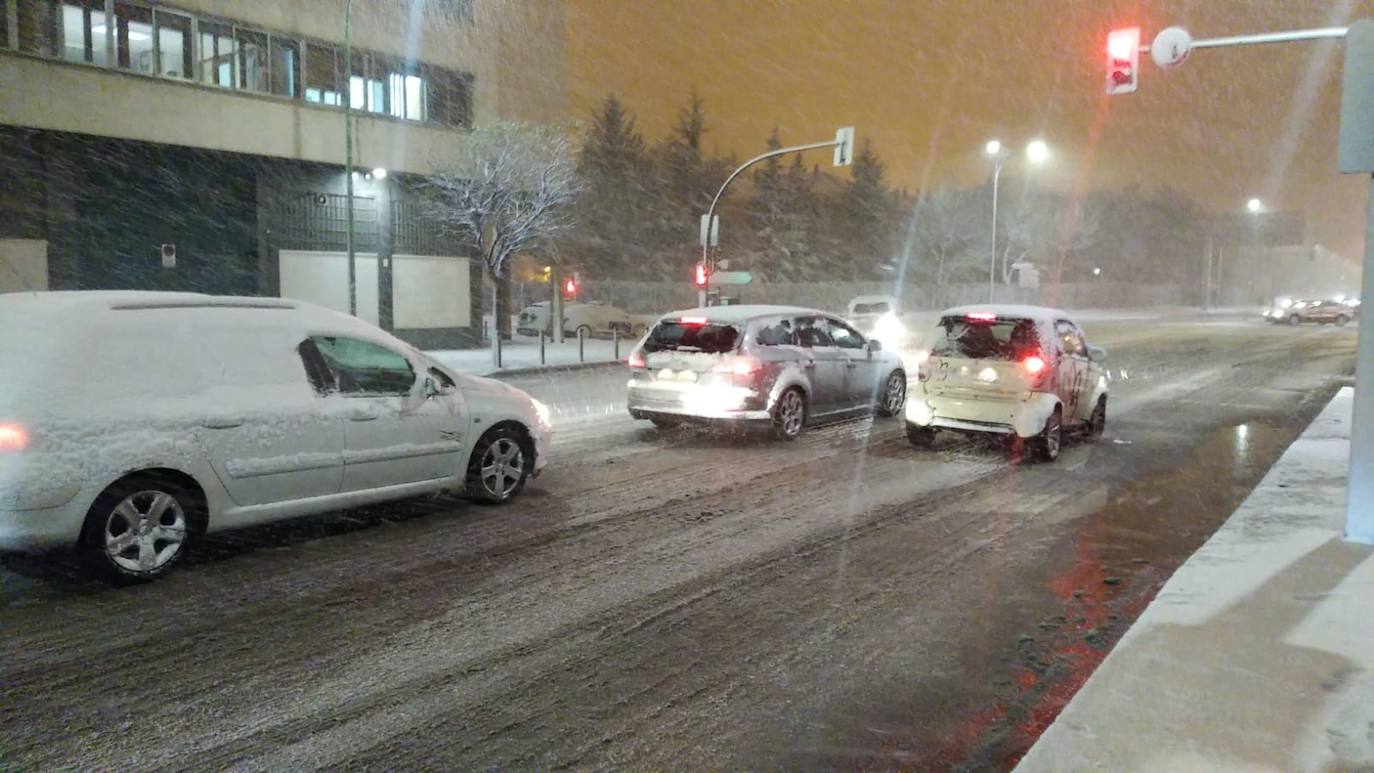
(0, 423, 29, 453)
(1023, 355, 1047, 376)
(911, 349, 930, 365)
(680, 316, 708, 325)
(712, 357, 760, 377)
(628, 351, 646, 369)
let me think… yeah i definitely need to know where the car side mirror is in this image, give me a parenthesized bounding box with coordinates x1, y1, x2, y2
(423, 376, 440, 399)
(867, 339, 883, 353)
(1087, 345, 1107, 363)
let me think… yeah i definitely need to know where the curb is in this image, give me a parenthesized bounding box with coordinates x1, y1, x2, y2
(481, 359, 625, 379)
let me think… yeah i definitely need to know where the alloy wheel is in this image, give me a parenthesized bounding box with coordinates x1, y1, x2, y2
(479, 438, 526, 500)
(103, 490, 187, 574)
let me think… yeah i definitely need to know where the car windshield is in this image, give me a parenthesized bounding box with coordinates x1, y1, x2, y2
(853, 302, 890, 315)
(928, 317, 1043, 360)
(642, 321, 740, 353)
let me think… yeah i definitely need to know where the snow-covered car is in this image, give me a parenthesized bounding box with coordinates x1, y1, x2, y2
(0, 291, 551, 582)
(905, 305, 1108, 461)
(516, 301, 640, 339)
(845, 294, 910, 347)
(1264, 298, 1357, 326)
(626, 305, 907, 439)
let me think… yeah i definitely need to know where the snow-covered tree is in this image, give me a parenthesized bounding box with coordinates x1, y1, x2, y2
(423, 122, 581, 364)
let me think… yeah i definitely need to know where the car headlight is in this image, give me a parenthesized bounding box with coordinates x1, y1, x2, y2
(531, 399, 551, 427)
(873, 313, 906, 345)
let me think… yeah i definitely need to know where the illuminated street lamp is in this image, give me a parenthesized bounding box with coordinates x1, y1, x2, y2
(986, 139, 1050, 302)
(1247, 197, 1263, 213)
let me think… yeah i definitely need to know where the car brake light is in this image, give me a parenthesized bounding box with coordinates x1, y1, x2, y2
(1023, 355, 1047, 375)
(911, 349, 931, 365)
(0, 423, 29, 452)
(680, 316, 708, 325)
(628, 351, 646, 369)
(967, 312, 998, 322)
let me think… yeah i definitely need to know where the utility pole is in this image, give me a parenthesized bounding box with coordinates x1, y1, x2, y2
(343, 0, 357, 317)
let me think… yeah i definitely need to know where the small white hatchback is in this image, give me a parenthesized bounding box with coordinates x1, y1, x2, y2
(905, 305, 1108, 461)
(0, 291, 551, 581)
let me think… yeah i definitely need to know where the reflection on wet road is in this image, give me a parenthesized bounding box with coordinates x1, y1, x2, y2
(0, 319, 1357, 770)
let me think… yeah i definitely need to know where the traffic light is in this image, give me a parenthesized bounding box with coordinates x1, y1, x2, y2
(694, 263, 709, 288)
(562, 275, 578, 299)
(1106, 27, 1140, 95)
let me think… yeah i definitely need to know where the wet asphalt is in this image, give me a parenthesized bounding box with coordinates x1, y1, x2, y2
(0, 317, 1357, 770)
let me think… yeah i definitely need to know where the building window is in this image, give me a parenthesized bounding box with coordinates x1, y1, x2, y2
(198, 20, 236, 88)
(1, 1, 11, 50)
(114, 1, 152, 73)
(33, 0, 105, 64)
(426, 66, 472, 129)
(153, 9, 191, 79)
(235, 27, 267, 92)
(384, 59, 424, 121)
(348, 52, 384, 114)
(304, 41, 341, 105)
(269, 34, 298, 97)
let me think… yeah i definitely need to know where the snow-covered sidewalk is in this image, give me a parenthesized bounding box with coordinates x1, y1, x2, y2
(1016, 386, 1374, 772)
(429, 335, 629, 376)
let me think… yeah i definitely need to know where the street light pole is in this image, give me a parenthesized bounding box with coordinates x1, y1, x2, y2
(988, 157, 1004, 304)
(344, 0, 357, 317)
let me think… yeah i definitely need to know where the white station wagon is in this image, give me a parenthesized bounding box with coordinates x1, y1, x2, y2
(905, 305, 1108, 461)
(0, 291, 551, 581)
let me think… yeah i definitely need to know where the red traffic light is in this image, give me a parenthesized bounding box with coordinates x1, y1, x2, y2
(694, 263, 709, 288)
(564, 278, 577, 295)
(1106, 27, 1140, 95)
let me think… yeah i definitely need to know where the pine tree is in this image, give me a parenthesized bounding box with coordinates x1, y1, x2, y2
(840, 137, 897, 277)
(576, 95, 653, 275)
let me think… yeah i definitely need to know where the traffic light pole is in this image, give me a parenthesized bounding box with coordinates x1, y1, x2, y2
(697, 132, 852, 307)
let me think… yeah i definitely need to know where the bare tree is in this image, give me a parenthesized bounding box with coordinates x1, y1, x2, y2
(423, 122, 581, 365)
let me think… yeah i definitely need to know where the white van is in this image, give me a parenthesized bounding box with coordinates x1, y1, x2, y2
(516, 301, 638, 339)
(0, 291, 551, 581)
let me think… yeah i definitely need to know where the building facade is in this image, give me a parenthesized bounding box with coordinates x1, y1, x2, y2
(0, 0, 565, 347)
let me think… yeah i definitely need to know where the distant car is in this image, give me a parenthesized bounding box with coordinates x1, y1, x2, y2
(0, 291, 552, 582)
(626, 305, 907, 440)
(845, 294, 911, 347)
(905, 305, 1108, 462)
(515, 301, 639, 339)
(1264, 299, 1357, 326)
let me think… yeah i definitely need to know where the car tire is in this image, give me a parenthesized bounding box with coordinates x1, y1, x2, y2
(81, 474, 196, 583)
(1032, 408, 1063, 462)
(906, 423, 937, 448)
(1088, 396, 1107, 439)
(466, 425, 532, 505)
(1337, 314, 1350, 327)
(1288, 314, 1301, 326)
(772, 387, 807, 441)
(649, 416, 682, 430)
(876, 370, 907, 417)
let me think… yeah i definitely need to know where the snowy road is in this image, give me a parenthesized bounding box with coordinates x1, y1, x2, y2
(0, 319, 1357, 770)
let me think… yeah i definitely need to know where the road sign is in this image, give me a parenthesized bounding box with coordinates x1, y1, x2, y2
(1106, 27, 1141, 95)
(699, 214, 719, 247)
(1340, 20, 1374, 173)
(708, 270, 753, 287)
(834, 127, 854, 166)
(1151, 26, 1194, 69)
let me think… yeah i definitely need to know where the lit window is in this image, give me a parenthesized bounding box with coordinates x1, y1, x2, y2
(404, 74, 423, 120)
(269, 35, 299, 97)
(154, 10, 192, 79)
(113, 1, 152, 74)
(50, 0, 106, 65)
(305, 42, 341, 106)
(198, 21, 236, 88)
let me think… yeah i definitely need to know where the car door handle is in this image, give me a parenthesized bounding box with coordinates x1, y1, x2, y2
(349, 409, 379, 422)
(201, 417, 244, 429)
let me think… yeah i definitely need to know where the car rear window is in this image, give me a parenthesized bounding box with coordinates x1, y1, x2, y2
(929, 316, 1043, 361)
(853, 302, 890, 315)
(643, 321, 740, 354)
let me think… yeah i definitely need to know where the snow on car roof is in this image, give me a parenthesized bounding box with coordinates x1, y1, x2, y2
(659, 304, 823, 324)
(939, 304, 1074, 323)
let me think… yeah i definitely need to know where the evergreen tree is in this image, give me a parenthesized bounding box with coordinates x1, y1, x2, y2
(840, 137, 897, 277)
(575, 95, 653, 274)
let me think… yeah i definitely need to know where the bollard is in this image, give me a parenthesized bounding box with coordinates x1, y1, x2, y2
(539, 330, 546, 365)
(614, 329, 620, 361)
(578, 327, 586, 362)
(495, 328, 503, 369)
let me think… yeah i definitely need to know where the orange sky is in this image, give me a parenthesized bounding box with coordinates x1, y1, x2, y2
(564, 0, 1373, 261)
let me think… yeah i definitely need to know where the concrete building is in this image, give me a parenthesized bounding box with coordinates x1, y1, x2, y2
(0, 0, 566, 347)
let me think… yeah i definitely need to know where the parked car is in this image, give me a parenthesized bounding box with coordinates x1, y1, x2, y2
(515, 301, 640, 339)
(626, 305, 907, 439)
(1264, 298, 1358, 326)
(0, 291, 551, 582)
(845, 294, 910, 347)
(905, 305, 1108, 461)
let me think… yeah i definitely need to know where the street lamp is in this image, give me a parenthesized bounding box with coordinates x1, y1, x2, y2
(1246, 197, 1263, 213)
(985, 139, 1050, 302)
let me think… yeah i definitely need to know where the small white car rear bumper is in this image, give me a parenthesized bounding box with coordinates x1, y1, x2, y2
(907, 392, 1059, 439)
